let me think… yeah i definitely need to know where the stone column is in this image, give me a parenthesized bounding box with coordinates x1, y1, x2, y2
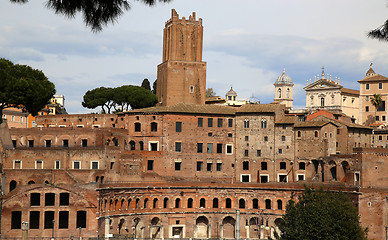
(104, 217, 110, 240)
(236, 210, 240, 240)
(21, 222, 28, 240)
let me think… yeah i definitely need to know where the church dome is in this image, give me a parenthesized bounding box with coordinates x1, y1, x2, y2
(274, 69, 293, 85)
(226, 87, 237, 96)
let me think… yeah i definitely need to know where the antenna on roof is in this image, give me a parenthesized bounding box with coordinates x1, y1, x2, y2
(370, 62, 373, 67)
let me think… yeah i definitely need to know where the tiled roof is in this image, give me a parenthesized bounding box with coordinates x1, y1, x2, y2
(276, 116, 297, 124)
(294, 121, 336, 128)
(340, 88, 359, 96)
(358, 74, 388, 82)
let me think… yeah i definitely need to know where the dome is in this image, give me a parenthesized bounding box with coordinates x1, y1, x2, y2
(225, 87, 237, 96)
(274, 69, 293, 85)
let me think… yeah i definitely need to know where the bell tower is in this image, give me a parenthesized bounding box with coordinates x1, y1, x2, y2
(156, 9, 207, 106)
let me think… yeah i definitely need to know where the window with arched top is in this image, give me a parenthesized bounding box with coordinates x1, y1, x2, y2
(187, 198, 193, 208)
(200, 198, 206, 208)
(265, 199, 271, 209)
(9, 180, 17, 191)
(321, 97, 325, 107)
(153, 198, 158, 208)
(244, 119, 249, 128)
(239, 199, 245, 209)
(163, 198, 169, 208)
(129, 140, 135, 150)
(226, 198, 232, 208)
(261, 119, 267, 128)
(287, 88, 290, 98)
(213, 198, 219, 208)
(144, 198, 149, 208)
(277, 199, 283, 210)
(175, 198, 181, 208)
(278, 88, 281, 98)
(134, 122, 141, 132)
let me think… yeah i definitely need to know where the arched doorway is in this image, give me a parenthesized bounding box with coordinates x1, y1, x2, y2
(249, 217, 259, 239)
(195, 216, 209, 238)
(9, 180, 17, 192)
(222, 216, 235, 239)
(150, 217, 162, 239)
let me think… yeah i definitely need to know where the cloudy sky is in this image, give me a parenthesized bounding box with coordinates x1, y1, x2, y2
(1, 0, 388, 113)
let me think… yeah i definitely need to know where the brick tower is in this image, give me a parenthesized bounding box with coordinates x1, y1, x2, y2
(156, 9, 207, 106)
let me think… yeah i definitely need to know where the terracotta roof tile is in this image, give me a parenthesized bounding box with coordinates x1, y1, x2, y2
(124, 103, 237, 115)
(237, 104, 283, 113)
(358, 74, 388, 82)
(340, 88, 359, 96)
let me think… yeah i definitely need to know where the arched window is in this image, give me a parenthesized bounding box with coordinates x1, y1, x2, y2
(321, 97, 325, 107)
(239, 199, 245, 209)
(9, 180, 17, 191)
(277, 199, 283, 210)
(314, 131, 319, 138)
(265, 199, 271, 209)
(261, 119, 267, 128)
(252, 199, 259, 209)
(175, 198, 181, 208)
(135, 198, 140, 209)
(213, 198, 219, 208)
(244, 119, 249, 128)
(297, 131, 301, 138)
(278, 88, 281, 98)
(129, 141, 135, 150)
(200, 198, 206, 208)
(187, 198, 193, 208)
(95, 176, 100, 183)
(226, 198, 232, 208)
(153, 198, 158, 208)
(151, 122, 158, 132)
(163, 198, 169, 208)
(144, 198, 149, 208)
(139, 141, 144, 151)
(121, 199, 125, 210)
(28, 180, 35, 185)
(127, 199, 132, 209)
(100, 176, 104, 183)
(287, 88, 290, 98)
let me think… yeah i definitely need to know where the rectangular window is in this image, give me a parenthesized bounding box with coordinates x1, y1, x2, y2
(91, 161, 99, 170)
(261, 162, 267, 171)
(365, 106, 369, 112)
(55, 160, 60, 169)
(217, 118, 223, 127)
(376, 116, 380, 121)
(217, 143, 223, 153)
(228, 119, 233, 127)
(297, 174, 305, 181)
(264, 136, 268, 141)
(35, 160, 43, 169)
(76, 211, 87, 228)
(12, 140, 16, 148)
(197, 143, 203, 153)
(379, 82, 383, 89)
(243, 161, 249, 170)
(245, 136, 249, 141)
(197, 161, 203, 171)
(280, 162, 286, 169)
(241, 174, 250, 182)
(44, 211, 54, 229)
(73, 161, 80, 169)
(216, 162, 222, 171)
(45, 193, 55, 206)
(278, 174, 288, 182)
(281, 136, 286, 141)
(207, 162, 212, 171)
(207, 143, 213, 153)
(28, 140, 34, 148)
(147, 160, 154, 171)
(58, 211, 69, 229)
(278, 149, 283, 154)
(149, 141, 159, 151)
(176, 122, 182, 132)
(62, 139, 69, 147)
(174, 162, 181, 171)
(260, 175, 269, 183)
(29, 211, 40, 229)
(366, 83, 369, 90)
(244, 149, 249, 157)
(31, 193, 40, 206)
(198, 118, 203, 127)
(257, 150, 261, 157)
(208, 118, 213, 127)
(226, 144, 233, 154)
(14, 160, 21, 169)
(45, 140, 51, 147)
(11, 211, 22, 229)
(81, 139, 88, 147)
(60, 193, 70, 206)
(175, 142, 182, 152)
(134, 122, 141, 132)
